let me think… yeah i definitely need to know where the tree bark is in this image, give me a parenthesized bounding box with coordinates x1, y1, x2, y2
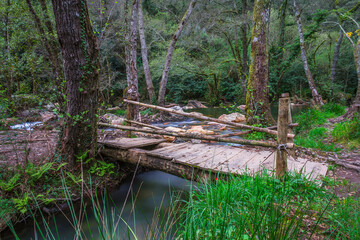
(245, 0, 275, 125)
(241, 0, 248, 100)
(4, 0, 12, 101)
(124, 0, 131, 86)
(51, 0, 100, 165)
(343, 39, 360, 118)
(294, 0, 324, 107)
(130, 0, 139, 89)
(157, 0, 197, 106)
(138, 0, 155, 102)
(330, 28, 344, 84)
(128, 0, 140, 121)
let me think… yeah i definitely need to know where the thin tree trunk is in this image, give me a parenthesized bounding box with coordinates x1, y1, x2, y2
(26, 0, 64, 106)
(343, 39, 360, 118)
(51, 0, 100, 165)
(130, 0, 139, 89)
(241, 0, 248, 100)
(158, 0, 197, 106)
(294, 0, 324, 106)
(128, 0, 140, 120)
(138, 0, 155, 102)
(330, 28, 344, 83)
(4, 0, 12, 101)
(245, 0, 275, 125)
(124, 0, 131, 86)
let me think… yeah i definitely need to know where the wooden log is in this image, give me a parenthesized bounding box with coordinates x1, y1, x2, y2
(124, 119, 163, 130)
(276, 95, 290, 179)
(216, 123, 298, 138)
(98, 123, 294, 149)
(100, 147, 212, 181)
(124, 99, 295, 139)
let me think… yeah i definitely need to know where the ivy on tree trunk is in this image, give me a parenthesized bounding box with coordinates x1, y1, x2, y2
(51, 0, 100, 165)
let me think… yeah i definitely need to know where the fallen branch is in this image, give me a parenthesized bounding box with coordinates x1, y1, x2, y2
(124, 99, 295, 139)
(216, 123, 298, 138)
(124, 119, 163, 130)
(98, 122, 294, 149)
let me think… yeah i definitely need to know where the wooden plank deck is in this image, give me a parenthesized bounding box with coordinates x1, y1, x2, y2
(147, 143, 327, 179)
(100, 138, 328, 180)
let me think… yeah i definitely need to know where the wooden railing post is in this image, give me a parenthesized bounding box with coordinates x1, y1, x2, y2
(276, 93, 290, 179)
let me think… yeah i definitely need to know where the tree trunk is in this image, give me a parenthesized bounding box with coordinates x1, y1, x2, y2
(330, 28, 344, 84)
(124, 0, 131, 86)
(294, 0, 324, 106)
(138, 0, 155, 102)
(4, 0, 12, 101)
(51, 0, 100, 165)
(343, 39, 360, 118)
(241, 0, 249, 100)
(26, 0, 64, 108)
(245, 0, 275, 125)
(128, 0, 140, 120)
(157, 0, 197, 106)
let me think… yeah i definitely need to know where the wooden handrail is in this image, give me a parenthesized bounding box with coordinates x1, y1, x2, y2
(123, 99, 295, 139)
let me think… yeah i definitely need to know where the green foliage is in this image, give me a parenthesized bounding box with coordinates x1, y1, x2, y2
(333, 113, 360, 149)
(328, 197, 360, 239)
(25, 162, 55, 186)
(176, 171, 329, 239)
(13, 192, 30, 214)
(0, 173, 21, 192)
(88, 160, 115, 177)
(294, 103, 345, 134)
(295, 127, 340, 152)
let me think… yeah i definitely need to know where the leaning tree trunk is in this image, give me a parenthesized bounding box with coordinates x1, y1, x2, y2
(51, 0, 100, 165)
(138, 0, 155, 102)
(245, 0, 275, 125)
(158, 0, 197, 106)
(294, 0, 324, 107)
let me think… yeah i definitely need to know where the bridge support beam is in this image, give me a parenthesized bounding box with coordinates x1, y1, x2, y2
(276, 93, 290, 179)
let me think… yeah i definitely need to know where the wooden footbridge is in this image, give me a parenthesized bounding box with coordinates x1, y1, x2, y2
(98, 94, 328, 180)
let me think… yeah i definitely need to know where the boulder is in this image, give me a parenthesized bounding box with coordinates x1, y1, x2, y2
(186, 100, 207, 109)
(218, 112, 246, 123)
(40, 111, 57, 123)
(188, 112, 204, 118)
(102, 113, 125, 125)
(186, 126, 214, 135)
(238, 105, 246, 111)
(164, 126, 186, 133)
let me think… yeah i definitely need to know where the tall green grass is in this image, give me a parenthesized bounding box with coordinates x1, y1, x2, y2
(332, 113, 360, 149)
(294, 103, 345, 151)
(175, 171, 331, 239)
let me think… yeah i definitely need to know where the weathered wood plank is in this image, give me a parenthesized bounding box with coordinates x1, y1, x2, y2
(98, 137, 166, 149)
(100, 139, 328, 181)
